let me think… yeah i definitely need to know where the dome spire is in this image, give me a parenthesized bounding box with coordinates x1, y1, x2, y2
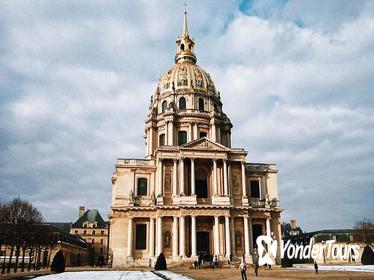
(175, 1, 196, 64)
(183, 1, 189, 38)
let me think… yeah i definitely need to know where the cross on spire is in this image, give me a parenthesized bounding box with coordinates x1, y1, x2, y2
(183, 0, 189, 38)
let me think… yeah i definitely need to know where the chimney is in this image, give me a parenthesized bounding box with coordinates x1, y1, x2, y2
(79, 206, 85, 218)
(290, 219, 297, 229)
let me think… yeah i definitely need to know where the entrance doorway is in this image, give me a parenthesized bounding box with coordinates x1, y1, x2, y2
(197, 231, 210, 257)
(252, 224, 263, 249)
(196, 179, 208, 198)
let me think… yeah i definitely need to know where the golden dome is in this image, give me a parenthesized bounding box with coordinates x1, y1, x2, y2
(158, 62, 216, 95)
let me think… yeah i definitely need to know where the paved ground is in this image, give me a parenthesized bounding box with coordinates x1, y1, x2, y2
(170, 267, 374, 280)
(1, 266, 373, 280)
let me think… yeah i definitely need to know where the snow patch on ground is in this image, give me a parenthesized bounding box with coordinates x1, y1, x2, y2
(35, 270, 193, 280)
(291, 264, 374, 273)
(156, 270, 194, 279)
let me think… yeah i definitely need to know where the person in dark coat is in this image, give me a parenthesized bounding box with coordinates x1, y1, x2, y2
(314, 261, 318, 274)
(254, 261, 259, 277)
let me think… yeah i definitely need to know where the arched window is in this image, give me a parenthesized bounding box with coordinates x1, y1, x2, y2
(179, 97, 186, 110)
(159, 134, 165, 146)
(92, 230, 95, 235)
(181, 43, 185, 51)
(198, 98, 205, 111)
(162, 101, 167, 113)
(178, 131, 187, 145)
(83, 230, 87, 235)
(137, 178, 147, 196)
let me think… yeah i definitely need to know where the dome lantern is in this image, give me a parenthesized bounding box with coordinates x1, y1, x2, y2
(175, 10, 196, 64)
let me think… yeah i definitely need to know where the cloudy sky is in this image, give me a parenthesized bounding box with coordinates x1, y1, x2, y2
(0, 0, 373, 231)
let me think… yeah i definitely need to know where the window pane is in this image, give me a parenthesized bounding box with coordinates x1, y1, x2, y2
(135, 224, 147, 250)
(178, 131, 187, 145)
(159, 134, 165, 146)
(199, 132, 207, 138)
(250, 180, 260, 198)
(162, 101, 167, 113)
(179, 97, 186, 110)
(198, 98, 204, 111)
(137, 178, 147, 196)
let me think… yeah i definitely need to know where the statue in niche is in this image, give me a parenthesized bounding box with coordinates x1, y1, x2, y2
(164, 231, 171, 248)
(150, 191, 156, 206)
(129, 190, 135, 204)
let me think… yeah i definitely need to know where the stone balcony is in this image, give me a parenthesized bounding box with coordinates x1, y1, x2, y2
(116, 158, 154, 166)
(249, 198, 266, 208)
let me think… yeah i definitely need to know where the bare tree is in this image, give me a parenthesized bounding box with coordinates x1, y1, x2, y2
(0, 197, 43, 224)
(355, 218, 374, 245)
(0, 198, 43, 273)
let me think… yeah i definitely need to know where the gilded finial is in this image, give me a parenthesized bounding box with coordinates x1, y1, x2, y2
(183, 0, 189, 38)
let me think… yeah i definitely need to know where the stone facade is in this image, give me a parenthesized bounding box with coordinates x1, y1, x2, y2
(109, 10, 282, 267)
(70, 207, 109, 264)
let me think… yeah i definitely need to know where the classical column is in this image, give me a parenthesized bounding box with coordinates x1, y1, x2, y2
(149, 218, 155, 257)
(214, 216, 220, 256)
(165, 121, 169, 145)
(127, 218, 133, 257)
(172, 216, 179, 257)
(193, 123, 198, 139)
(241, 161, 247, 197)
(188, 123, 192, 142)
(243, 216, 250, 257)
(179, 216, 186, 257)
(191, 216, 197, 257)
(228, 162, 232, 196)
(157, 158, 163, 196)
(213, 159, 218, 195)
(156, 217, 163, 256)
(223, 160, 228, 196)
(230, 217, 236, 257)
(211, 123, 217, 142)
(169, 121, 174, 145)
(225, 216, 231, 258)
(266, 218, 271, 237)
(149, 126, 153, 153)
(172, 159, 178, 196)
(191, 158, 195, 195)
(248, 218, 253, 254)
(179, 158, 185, 195)
(146, 128, 149, 156)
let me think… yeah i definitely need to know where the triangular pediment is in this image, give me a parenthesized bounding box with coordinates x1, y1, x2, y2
(179, 137, 230, 151)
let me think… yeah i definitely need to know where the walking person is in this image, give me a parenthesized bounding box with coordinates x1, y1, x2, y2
(239, 257, 247, 280)
(314, 261, 318, 275)
(254, 261, 259, 277)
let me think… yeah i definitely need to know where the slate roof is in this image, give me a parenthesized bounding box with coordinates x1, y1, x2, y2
(72, 209, 108, 228)
(46, 222, 72, 233)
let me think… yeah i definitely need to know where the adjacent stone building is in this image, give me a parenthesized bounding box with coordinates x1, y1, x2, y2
(109, 11, 282, 267)
(70, 207, 109, 264)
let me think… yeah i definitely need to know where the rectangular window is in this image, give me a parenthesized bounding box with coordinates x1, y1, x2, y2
(135, 224, 147, 250)
(250, 180, 260, 198)
(159, 134, 165, 146)
(178, 131, 187, 145)
(199, 131, 207, 138)
(137, 178, 148, 196)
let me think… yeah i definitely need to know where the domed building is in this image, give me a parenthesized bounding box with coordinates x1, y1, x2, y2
(109, 10, 282, 267)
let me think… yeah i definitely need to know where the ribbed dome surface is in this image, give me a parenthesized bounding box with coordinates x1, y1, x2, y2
(158, 61, 216, 95)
